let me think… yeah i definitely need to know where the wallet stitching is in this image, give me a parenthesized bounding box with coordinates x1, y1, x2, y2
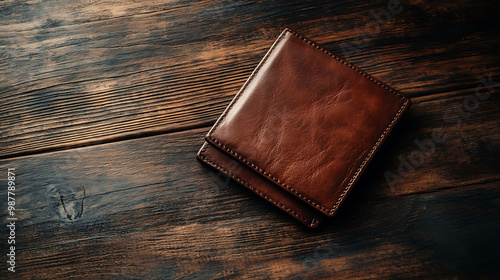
(198, 146, 320, 227)
(286, 28, 406, 99)
(207, 28, 410, 215)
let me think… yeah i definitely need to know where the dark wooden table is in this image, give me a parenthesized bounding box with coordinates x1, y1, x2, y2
(1, 0, 499, 279)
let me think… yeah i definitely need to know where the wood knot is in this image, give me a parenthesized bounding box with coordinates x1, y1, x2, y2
(47, 185, 86, 222)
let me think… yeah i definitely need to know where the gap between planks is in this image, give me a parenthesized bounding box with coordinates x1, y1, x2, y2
(0, 121, 214, 160)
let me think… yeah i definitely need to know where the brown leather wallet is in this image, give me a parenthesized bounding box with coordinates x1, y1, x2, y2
(197, 28, 411, 228)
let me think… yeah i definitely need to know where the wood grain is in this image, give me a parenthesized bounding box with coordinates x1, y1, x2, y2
(1, 0, 499, 158)
(1, 86, 499, 279)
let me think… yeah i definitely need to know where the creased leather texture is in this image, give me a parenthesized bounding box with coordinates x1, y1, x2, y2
(197, 28, 411, 228)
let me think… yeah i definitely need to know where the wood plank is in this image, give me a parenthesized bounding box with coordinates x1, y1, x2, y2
(2, 179, 499, 279)
(1, 0, 499, 158)
(0, 88, 499, 278)
(362, 86, 500, 197)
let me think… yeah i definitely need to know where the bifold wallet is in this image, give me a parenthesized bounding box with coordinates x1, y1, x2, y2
(197, 28, 411, 228)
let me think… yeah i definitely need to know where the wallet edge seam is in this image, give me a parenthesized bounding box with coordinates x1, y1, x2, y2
(197, 142, 321, 228)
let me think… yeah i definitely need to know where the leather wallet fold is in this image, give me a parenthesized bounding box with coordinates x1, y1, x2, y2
(197, 28, 411, 228)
